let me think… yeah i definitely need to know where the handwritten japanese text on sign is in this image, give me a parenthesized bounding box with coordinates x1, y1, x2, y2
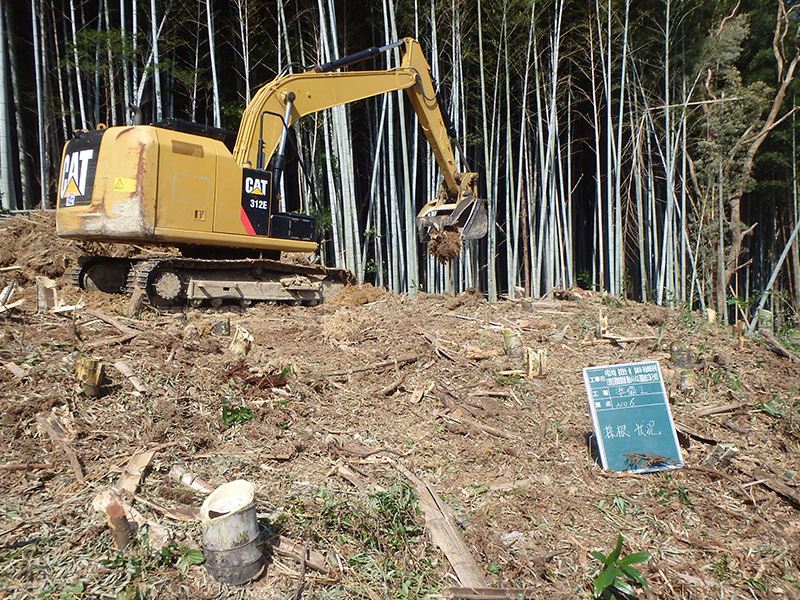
(583, 361, 683, 473)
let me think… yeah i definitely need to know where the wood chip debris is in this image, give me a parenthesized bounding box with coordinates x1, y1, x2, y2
(169, 465, 214, 494)
(115, 449, 156, 498)
(112, 361, 149, 394)
(437, 588, 536, 599)
(82, 308, 140, 348)
(265, 535, 334, 575)
(36, 412, 84, 483)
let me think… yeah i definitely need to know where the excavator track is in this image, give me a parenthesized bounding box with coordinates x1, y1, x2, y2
(74, 256, 354, 308)
(70, 256, 134, 293)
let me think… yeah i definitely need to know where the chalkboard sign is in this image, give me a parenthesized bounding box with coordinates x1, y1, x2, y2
(583, 361, 683, 473)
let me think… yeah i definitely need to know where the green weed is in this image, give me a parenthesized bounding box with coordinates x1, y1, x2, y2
(220, 397, 256, 425)
(712, 555, 729, 581)
(611, 495, 631, 515)
(492, 372, 521, 385)
(590, 534, 651, 599)
(285, 484, 432, 598)
(757, 398, 783, 417)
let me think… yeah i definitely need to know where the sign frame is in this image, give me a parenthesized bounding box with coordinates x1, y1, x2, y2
(583, 360, 683, 473)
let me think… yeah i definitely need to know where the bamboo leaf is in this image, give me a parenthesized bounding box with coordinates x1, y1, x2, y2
(618, 551, 652, 566)
(619, 564, 649, 588)
(608, 534, 624, 564)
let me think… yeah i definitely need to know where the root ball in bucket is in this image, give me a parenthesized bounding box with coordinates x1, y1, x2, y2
(428, 228, 462, 263)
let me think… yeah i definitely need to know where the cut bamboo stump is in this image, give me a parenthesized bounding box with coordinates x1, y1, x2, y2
(105, 502, 134, 550)
(75, 357, 104, 396)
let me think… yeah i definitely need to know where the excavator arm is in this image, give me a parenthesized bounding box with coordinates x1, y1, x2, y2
(232, 38, 487, 242)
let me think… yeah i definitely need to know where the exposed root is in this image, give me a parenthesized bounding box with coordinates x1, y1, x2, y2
(428, 228, 462, 263)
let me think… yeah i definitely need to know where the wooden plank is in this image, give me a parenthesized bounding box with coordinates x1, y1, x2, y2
(84, 308, 137, 335)
(113, 361, 149, 394)
(265, 535, 332, 574)
(694, 401, 749, 418)
(752, 469, 800, 508)
(439, 588, 536, 599)
(325, 355, 418, 377)
(397, 465, 487, 588)
(115, 449, 156, 497)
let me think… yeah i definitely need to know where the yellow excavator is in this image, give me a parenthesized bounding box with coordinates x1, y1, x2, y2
(55, 37, 487, 306)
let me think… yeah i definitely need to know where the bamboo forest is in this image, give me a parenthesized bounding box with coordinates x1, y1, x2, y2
(3, 0, 800, 327)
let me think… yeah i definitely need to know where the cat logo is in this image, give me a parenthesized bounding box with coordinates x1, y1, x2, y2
(244, 176, 269, 196)
(60, 149, 95, 198)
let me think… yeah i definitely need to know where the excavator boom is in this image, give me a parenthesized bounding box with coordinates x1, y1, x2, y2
(233, 37, 487, 241)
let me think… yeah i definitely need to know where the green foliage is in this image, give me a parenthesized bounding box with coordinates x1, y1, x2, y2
(654, 483, 693, 507)
(67, 29, 130, 71)
(745, 578, 768, 592)
(166, 544, 205, 576)
(712, 555, 730, 581)
(694, 14, 749, 78)
(61, 580, 86, 600)
(310, 206, 333, 234)
(577, 269, 593, 290)
(100, 531, 204, 585)
(277, 364, 293, 382)
(590, 534, 651, 600)
(611, 495, 631, 515)
(221, 101, 245, 122)
(222, 404, 256, 425)
(285, 484, 431, 598)
(757, 398, 783, 418)
(492, 372, 522, 386)
(727, 294, 756, 311)
(308, 483, 423, 551)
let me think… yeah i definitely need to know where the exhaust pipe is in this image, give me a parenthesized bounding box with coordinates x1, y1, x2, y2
(128, 104, 144, 126)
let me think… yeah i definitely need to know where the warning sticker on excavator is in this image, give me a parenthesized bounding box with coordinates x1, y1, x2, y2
(113, 178, 136, 192)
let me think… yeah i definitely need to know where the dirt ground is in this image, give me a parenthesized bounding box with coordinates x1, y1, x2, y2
(1, 211, 799, 600)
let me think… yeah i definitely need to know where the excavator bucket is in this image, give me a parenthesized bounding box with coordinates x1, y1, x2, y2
(416, 194, 488, 243)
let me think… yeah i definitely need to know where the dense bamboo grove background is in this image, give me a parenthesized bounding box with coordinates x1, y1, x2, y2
(2, 0, 800, 326)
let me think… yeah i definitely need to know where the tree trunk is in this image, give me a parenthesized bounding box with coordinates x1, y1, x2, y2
(150, 0, 162, 122)
(724, 1, 800, 295)
(5, 1, 31, 206)
(0, 2, 16, 210)
(32, 0, 48, 209)
(206, 0, 221, 127)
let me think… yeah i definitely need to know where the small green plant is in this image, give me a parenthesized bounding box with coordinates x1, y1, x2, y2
(745, 578, 768, 592)
(590, 534, 651, 599)
(221, 401, 256, 425)
(727, 294, 755, 312)
(653, 483, 693, 507)
(577, 269, 594, 290)
(23, 350, 42, 366)
(712, 555, 729, 581)
(602, 293, 624, 308)
(611, 495, 631, 515)
(169, 544, 205, 575)
(277, 364, 292, 383)
(492, 372, 521, 386)
(757, 397, 783, 417)
(674, 485, 693, 507)
(61, 581, 86, 600)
